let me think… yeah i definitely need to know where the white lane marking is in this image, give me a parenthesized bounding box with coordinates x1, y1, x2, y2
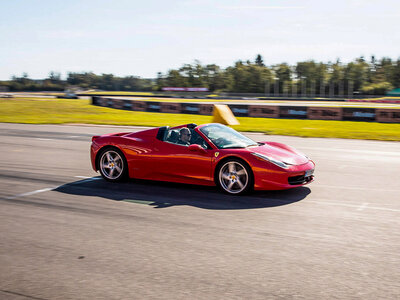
(299, 147, 400, 157)
(4, 176, 101, 200)
(5, 187, 57, 200)
(315, 184, 400, 193)
(307, 200, 400, 213)
(69, 135, 79, 138)
(357, 203, 369, 211)
(36, 138, 53, 141)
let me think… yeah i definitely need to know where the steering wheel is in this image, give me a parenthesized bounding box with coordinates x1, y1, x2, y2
(212, 138, 225, 147)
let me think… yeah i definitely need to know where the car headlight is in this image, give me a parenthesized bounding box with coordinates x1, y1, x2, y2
(251, 153, 289, 169)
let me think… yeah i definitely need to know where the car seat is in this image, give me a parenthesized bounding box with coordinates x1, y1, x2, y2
(166, 130, 179, 143)
(156, 126, 170, 141)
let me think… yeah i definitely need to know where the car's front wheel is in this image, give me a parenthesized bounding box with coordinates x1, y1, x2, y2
(98, 148, 127, 182)
(217, 159, 253, 195)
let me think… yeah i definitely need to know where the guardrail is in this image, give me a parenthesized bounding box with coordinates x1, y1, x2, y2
(92, 96, 400, 123)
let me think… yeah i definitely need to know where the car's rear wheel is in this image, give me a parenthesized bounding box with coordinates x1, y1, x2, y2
(217, 159, 253, 195)
(98, 148, 127, 182)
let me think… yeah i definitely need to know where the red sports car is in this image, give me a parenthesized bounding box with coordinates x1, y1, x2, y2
(90, 123, 315, 195)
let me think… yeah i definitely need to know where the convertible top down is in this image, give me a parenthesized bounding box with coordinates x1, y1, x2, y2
(91, 123, 315, 194)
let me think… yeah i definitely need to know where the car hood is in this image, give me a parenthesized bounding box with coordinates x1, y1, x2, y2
(248, 143, 309, 165)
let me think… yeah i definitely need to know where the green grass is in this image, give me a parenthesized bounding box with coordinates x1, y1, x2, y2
(0, 98, 210, 126)
(234, 118, 400, 140)
(1, 97, 399, 141)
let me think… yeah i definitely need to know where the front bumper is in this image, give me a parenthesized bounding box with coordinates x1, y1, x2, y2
(253, 160, 315, 190)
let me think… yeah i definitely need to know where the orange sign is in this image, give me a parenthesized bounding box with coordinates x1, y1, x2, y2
(307, 107, 342, 120)
(131, 101, 147, 111)
(112, 99, 124, 109)
(248, 106, 279, 118)
(199, 104, 214, 115)
(160, 102, 182, 113)
(376, 109, 400, 123)
(96, 97, 108, 107)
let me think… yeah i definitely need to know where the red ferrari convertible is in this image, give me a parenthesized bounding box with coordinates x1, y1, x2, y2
(90, 123, 315, 194)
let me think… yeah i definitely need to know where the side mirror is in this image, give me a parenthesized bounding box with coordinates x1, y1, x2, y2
(188, 144, 207, 153)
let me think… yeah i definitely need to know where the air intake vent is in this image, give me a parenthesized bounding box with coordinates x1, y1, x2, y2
(288, 174, 313, 185)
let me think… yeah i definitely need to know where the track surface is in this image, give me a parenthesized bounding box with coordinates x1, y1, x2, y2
(0, 123, 399, 299)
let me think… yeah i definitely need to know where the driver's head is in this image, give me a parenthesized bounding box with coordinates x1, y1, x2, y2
(179, 127, 191, 143)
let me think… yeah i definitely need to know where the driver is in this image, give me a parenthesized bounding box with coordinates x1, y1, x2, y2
(177, 128, 191, 146)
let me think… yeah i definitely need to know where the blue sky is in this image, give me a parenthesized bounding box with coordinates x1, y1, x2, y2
(0, 0, 399, 79)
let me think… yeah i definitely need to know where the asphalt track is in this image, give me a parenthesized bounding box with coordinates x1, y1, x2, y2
(0, 123, 399, 299)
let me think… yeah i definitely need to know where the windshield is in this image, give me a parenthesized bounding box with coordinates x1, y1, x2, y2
(200, 124, 258, 149)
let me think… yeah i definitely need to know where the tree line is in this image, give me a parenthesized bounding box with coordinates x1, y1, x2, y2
(1, 55, 399, 95)
(0, 72, 153, 92)
(157, 55, 400, 96)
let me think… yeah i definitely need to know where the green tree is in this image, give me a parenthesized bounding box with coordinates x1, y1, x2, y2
(166, 70, 188, 87)
(390, 59, 400, 88)
(226, 61, 273, 93)
(255, 54, 264, 67)
(343, 58, 369, 92)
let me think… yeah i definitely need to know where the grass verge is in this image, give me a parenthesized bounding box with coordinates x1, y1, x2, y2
(1, 98, 399, 141)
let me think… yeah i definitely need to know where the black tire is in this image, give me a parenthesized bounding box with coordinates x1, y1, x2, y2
(215, 158, 253, 195)
(98, 147, 128, 182)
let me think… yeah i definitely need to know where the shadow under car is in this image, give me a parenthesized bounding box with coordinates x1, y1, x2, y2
(55, 177, 311, 210)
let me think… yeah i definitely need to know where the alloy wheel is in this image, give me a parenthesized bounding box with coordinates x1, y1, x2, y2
(219, 161, 249, 194)
(100, 150, 124, 180)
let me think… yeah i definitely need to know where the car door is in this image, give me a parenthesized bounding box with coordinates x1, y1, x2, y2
(151, 133, 214, 185)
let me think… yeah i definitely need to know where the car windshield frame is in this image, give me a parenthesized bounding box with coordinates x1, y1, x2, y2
(199, 124, 258, 149)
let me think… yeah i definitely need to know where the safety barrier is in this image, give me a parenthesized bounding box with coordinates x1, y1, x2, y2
(92, 96, 400, 123)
